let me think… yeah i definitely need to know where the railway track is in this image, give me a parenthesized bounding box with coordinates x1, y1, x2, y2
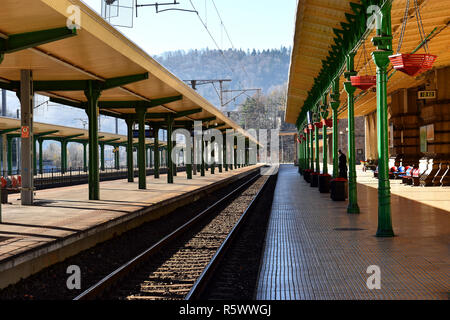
(74, 166, 276, 300)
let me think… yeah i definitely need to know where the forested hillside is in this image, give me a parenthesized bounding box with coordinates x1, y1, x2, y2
(155, 47, 291, 109)
(155, 47, 297, 162)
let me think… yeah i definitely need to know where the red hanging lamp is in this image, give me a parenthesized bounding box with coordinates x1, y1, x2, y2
(321, 118, 333, 127)
(350, 42, 376, 90)
(389, 0, 437, 77)
(350, 75, 376, 90)
(389, 53, 436, 77)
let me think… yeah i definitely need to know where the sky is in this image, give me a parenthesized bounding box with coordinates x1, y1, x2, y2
(4, 0, 297, 136)
(82, 0, 297, 55)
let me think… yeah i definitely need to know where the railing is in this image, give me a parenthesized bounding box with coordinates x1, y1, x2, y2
(0, 164, 178, 191)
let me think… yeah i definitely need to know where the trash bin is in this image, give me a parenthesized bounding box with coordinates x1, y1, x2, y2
(1, 188, 7, 204)
(318, 174, 331, 193)
(310, 172, 319, 187)
(330, 178, 347, 201)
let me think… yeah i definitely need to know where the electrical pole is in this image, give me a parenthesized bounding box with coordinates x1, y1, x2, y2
(183, 79, 261, 115)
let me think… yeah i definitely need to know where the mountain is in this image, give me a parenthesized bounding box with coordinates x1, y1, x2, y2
(154, 47, 291, 110)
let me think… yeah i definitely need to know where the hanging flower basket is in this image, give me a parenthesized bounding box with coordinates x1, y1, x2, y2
(388, 53, 437, 77)
(350, 75, 376, 90)
(314, 122, 323, 129)
(321, 118, 333, 127)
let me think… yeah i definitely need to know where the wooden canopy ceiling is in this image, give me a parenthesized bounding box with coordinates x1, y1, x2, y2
(0, 0, 257, 143)
(286, 0, 450, 125)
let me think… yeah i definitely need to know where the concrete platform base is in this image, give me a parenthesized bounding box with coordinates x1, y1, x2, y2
(0, 165, 262, 289)
(256, 165, 449, 300)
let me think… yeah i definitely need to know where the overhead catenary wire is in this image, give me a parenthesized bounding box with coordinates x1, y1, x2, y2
(188, 0, 253, 106)
(210, 0, 251, 81)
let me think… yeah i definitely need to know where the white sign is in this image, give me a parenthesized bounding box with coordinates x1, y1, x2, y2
(418, 91, 436, 99)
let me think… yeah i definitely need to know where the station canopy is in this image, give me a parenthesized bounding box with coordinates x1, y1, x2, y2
(0, 116, 166, 146)
(0, 0, 258, 143)
(286, 0, 450, 125)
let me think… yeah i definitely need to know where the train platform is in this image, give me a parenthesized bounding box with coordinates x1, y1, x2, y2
(0, 165, 261, 289)
(256, 164, 449, 300)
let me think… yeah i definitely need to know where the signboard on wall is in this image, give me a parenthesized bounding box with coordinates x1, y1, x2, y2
(418, 91, 436, 99)
(21, 126, 30, 138)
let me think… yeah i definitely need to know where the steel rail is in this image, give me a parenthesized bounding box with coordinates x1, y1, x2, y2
(185, 169, 275, 300)
(73, 169, 261, 300)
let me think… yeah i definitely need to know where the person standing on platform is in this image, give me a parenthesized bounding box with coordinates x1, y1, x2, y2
(338, 149, 348, 179)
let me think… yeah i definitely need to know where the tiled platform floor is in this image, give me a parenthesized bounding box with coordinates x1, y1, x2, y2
(0, 165, 259, 264)
(256, 165, 449, 300)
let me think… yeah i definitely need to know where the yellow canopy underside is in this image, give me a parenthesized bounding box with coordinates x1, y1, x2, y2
(0, 0, 257, 143)
(286, 0, 450, 124)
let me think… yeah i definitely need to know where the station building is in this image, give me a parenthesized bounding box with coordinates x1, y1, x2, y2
(287, 0, 450, 236)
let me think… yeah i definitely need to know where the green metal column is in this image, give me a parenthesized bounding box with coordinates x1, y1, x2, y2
(305, 129, 309, 170)
(322, 125, 328, 175)
(126, 119, 134, 182)
(210, 138, 215, 174)
(330, 79, 340, 179)
(344, 52, 360, 214)
(7, 136, 12, 175)
(304, 133, 307, 170)
(320, 96, 329, 175)
(315, 119, 320, 173)
(185, 125, 192, 179)
(100, 143, 105, 171)
(223, 134, 228, 172)
(234, 138, 237, 169)
(83, 142, 87, 173)
(33, 137, 37, 175)
(245, 138, 249, 166)
(301, 139, 305, 171)
(205, 141, 209, 172)
(372, 1, 394, 237)
(298, 134, 302, 172)
(200, 139, 205, 176)
(218, 151, 223, 172)
(166, 115, 174, 183)
(136, 108, 147, 189)
(298, 134, 302, 171)
(153, 125, 160, 179)
(218, 136, 223, 173)
(38, 138, 43, 175)
(85, 81, 101, 200)
(310, 126, 314, 172)
(229, 141, 233, 171)
(173, 139, 177, 177)
(61, 140, 67, 174)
